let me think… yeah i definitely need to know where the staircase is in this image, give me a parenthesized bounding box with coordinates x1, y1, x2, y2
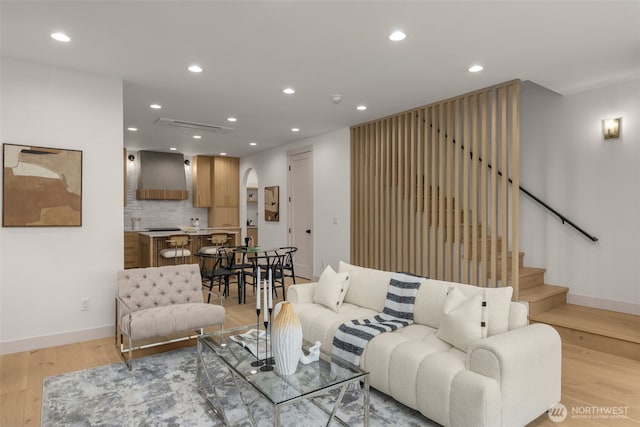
(482, 248, 640, 361)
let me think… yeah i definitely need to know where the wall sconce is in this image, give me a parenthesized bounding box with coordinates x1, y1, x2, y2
(603, 118, 621, 140)
(184, 159, 191, 166)
(128, 154, 135, 162)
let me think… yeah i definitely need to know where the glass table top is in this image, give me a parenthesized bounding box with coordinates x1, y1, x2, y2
(197, 325, 368, 405)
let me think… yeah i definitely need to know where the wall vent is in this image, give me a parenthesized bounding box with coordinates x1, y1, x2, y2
(154, 118, 234, 133)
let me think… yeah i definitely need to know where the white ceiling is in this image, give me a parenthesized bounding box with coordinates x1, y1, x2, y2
(2, 1, 639, 157)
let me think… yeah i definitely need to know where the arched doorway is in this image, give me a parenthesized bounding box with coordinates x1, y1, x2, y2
(242, 168, 259, 245)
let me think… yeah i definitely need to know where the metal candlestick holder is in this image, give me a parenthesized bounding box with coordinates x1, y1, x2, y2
(266, 308, 275, 365)
(260, 316, 274, 371)
(251, 308, 264, 367)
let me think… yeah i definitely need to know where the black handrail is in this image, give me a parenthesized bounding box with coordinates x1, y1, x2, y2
(424, 120, 598, 242)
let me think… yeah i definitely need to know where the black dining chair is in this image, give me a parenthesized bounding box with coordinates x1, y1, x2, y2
(196, 252, 238, 303)
(244, 251, 286, 304)
(277, 246, 298, 285)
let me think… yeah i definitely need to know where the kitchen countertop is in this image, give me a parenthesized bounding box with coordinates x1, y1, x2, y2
(136, 228, 239, 238)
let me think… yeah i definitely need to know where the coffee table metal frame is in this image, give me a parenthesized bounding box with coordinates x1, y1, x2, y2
(197, 325, 370, 426)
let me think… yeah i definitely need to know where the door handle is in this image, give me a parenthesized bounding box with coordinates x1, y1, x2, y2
(306, 229, 311, 234)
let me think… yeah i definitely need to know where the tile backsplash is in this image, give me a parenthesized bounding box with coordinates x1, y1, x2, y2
(124, 153, 208, 230)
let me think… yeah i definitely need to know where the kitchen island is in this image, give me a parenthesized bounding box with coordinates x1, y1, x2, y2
(132, 228, 240, 268)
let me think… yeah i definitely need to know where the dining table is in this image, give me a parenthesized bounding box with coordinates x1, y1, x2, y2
(221, 246, 285, 304)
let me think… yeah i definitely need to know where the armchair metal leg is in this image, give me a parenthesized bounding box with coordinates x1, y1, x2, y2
(125, 335, 133, 371)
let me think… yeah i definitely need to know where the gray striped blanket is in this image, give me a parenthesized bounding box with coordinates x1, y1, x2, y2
(332, 273, 423, 367)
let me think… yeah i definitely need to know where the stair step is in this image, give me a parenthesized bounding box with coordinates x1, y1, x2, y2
(519, 284, 568, 315)
(500, 266, 546, 290)
(464, 250, 524, 268)
(530, 303, 640, 361)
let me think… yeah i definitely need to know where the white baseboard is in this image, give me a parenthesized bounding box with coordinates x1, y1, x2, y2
(567, 293, 640, 316)
(0, 325, 114, 356)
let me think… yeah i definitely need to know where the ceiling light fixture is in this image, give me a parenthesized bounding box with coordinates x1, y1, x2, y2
(291, 128, 300, 132)
(389, 31, 406, 41)
(127, 127, 138, 132)
(188, 64, 203, 73)
(227, 117, 237, 122)
(468, 64, 484, 73)
(193, 135, 202, 139)
(283, 88, 295, 95)
(50, 32, 71, 42)
(150, 104, 162, 109)
(169, 147, 177, 151)
(249, 142, 257, 146)
(356, 105, 367, 111)
(220, 152, 227, 156)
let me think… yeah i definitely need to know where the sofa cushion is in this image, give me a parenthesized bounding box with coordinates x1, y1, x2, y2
(416, 351, 467, 426)
(122, 303, 224, 341)
(312, 265, 350, 312)
(339, 261, 393, 312)
(361, 324, 443, 395)
(294, 302, 378, 352)
(413, 279, 450, 328)
(483, 286, 514, 336)
(437, 287, 485, 351)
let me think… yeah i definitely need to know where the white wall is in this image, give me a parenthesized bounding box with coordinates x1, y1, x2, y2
(520, 79, 640, 314)
(0, 57, 124, 354)
(240, 128, 350, 278)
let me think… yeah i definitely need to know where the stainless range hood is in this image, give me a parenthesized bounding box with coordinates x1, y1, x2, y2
(136, 151, 188, 200)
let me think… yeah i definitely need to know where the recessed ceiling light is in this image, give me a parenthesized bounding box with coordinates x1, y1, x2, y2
(188, 64, 203, 73)
(169, 147, 177, 151)
(227, 117, 237, 122)
(283, 88, 295, 95)
(389, 31, 406, 41)
(356, 105, 367, 111)
(51, 32, 71, 42)
(150, 104, 162, 109)
(291, 128, 300, 132)
(193, 135, 202, 139)
(468, 64, 484, 73)
(127, 127, 138, 132)
(220, 152, 227, 156)
(249, 142, 257, 146)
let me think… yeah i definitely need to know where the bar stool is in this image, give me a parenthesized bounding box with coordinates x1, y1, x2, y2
(158, 235, 191, 265)
(198, 233, 229, 255)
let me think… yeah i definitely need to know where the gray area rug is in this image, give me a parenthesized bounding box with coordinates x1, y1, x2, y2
(42, 346, 437, 426)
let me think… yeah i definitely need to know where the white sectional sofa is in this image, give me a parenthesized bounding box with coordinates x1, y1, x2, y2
(287, 261, 561, 427)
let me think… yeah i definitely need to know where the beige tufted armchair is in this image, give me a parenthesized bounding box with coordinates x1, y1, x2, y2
(115, 264, 225, 369)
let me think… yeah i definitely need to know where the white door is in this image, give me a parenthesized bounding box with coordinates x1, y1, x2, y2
(288, 151, 313, 279)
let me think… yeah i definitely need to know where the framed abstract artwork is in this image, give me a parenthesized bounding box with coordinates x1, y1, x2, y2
(264, 185, 279, 222)
(3, 143, 82, 227)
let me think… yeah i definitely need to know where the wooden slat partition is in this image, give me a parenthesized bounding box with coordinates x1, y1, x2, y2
(350, 80, 521, 293)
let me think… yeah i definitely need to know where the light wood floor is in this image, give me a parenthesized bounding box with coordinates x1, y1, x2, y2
(1, 279, 639, 426)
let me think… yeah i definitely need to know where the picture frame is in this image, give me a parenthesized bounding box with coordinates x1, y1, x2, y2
(3, 143, 83, 227)
(264, 185, 279, 222)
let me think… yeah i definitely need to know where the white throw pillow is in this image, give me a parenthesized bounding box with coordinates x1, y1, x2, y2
(484, 286, 514, 336)
(313, 265, 351, 312)
(437, 287, 485, 352)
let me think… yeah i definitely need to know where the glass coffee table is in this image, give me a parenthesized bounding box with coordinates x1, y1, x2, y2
(197, 325, 370, 426)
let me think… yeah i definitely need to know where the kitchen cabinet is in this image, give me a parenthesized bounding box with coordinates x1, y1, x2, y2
(210, 156, 239, 227)
(193, 155, 239, 226)
(192, 155, 212, 207)
(124, 231, 140, 269)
